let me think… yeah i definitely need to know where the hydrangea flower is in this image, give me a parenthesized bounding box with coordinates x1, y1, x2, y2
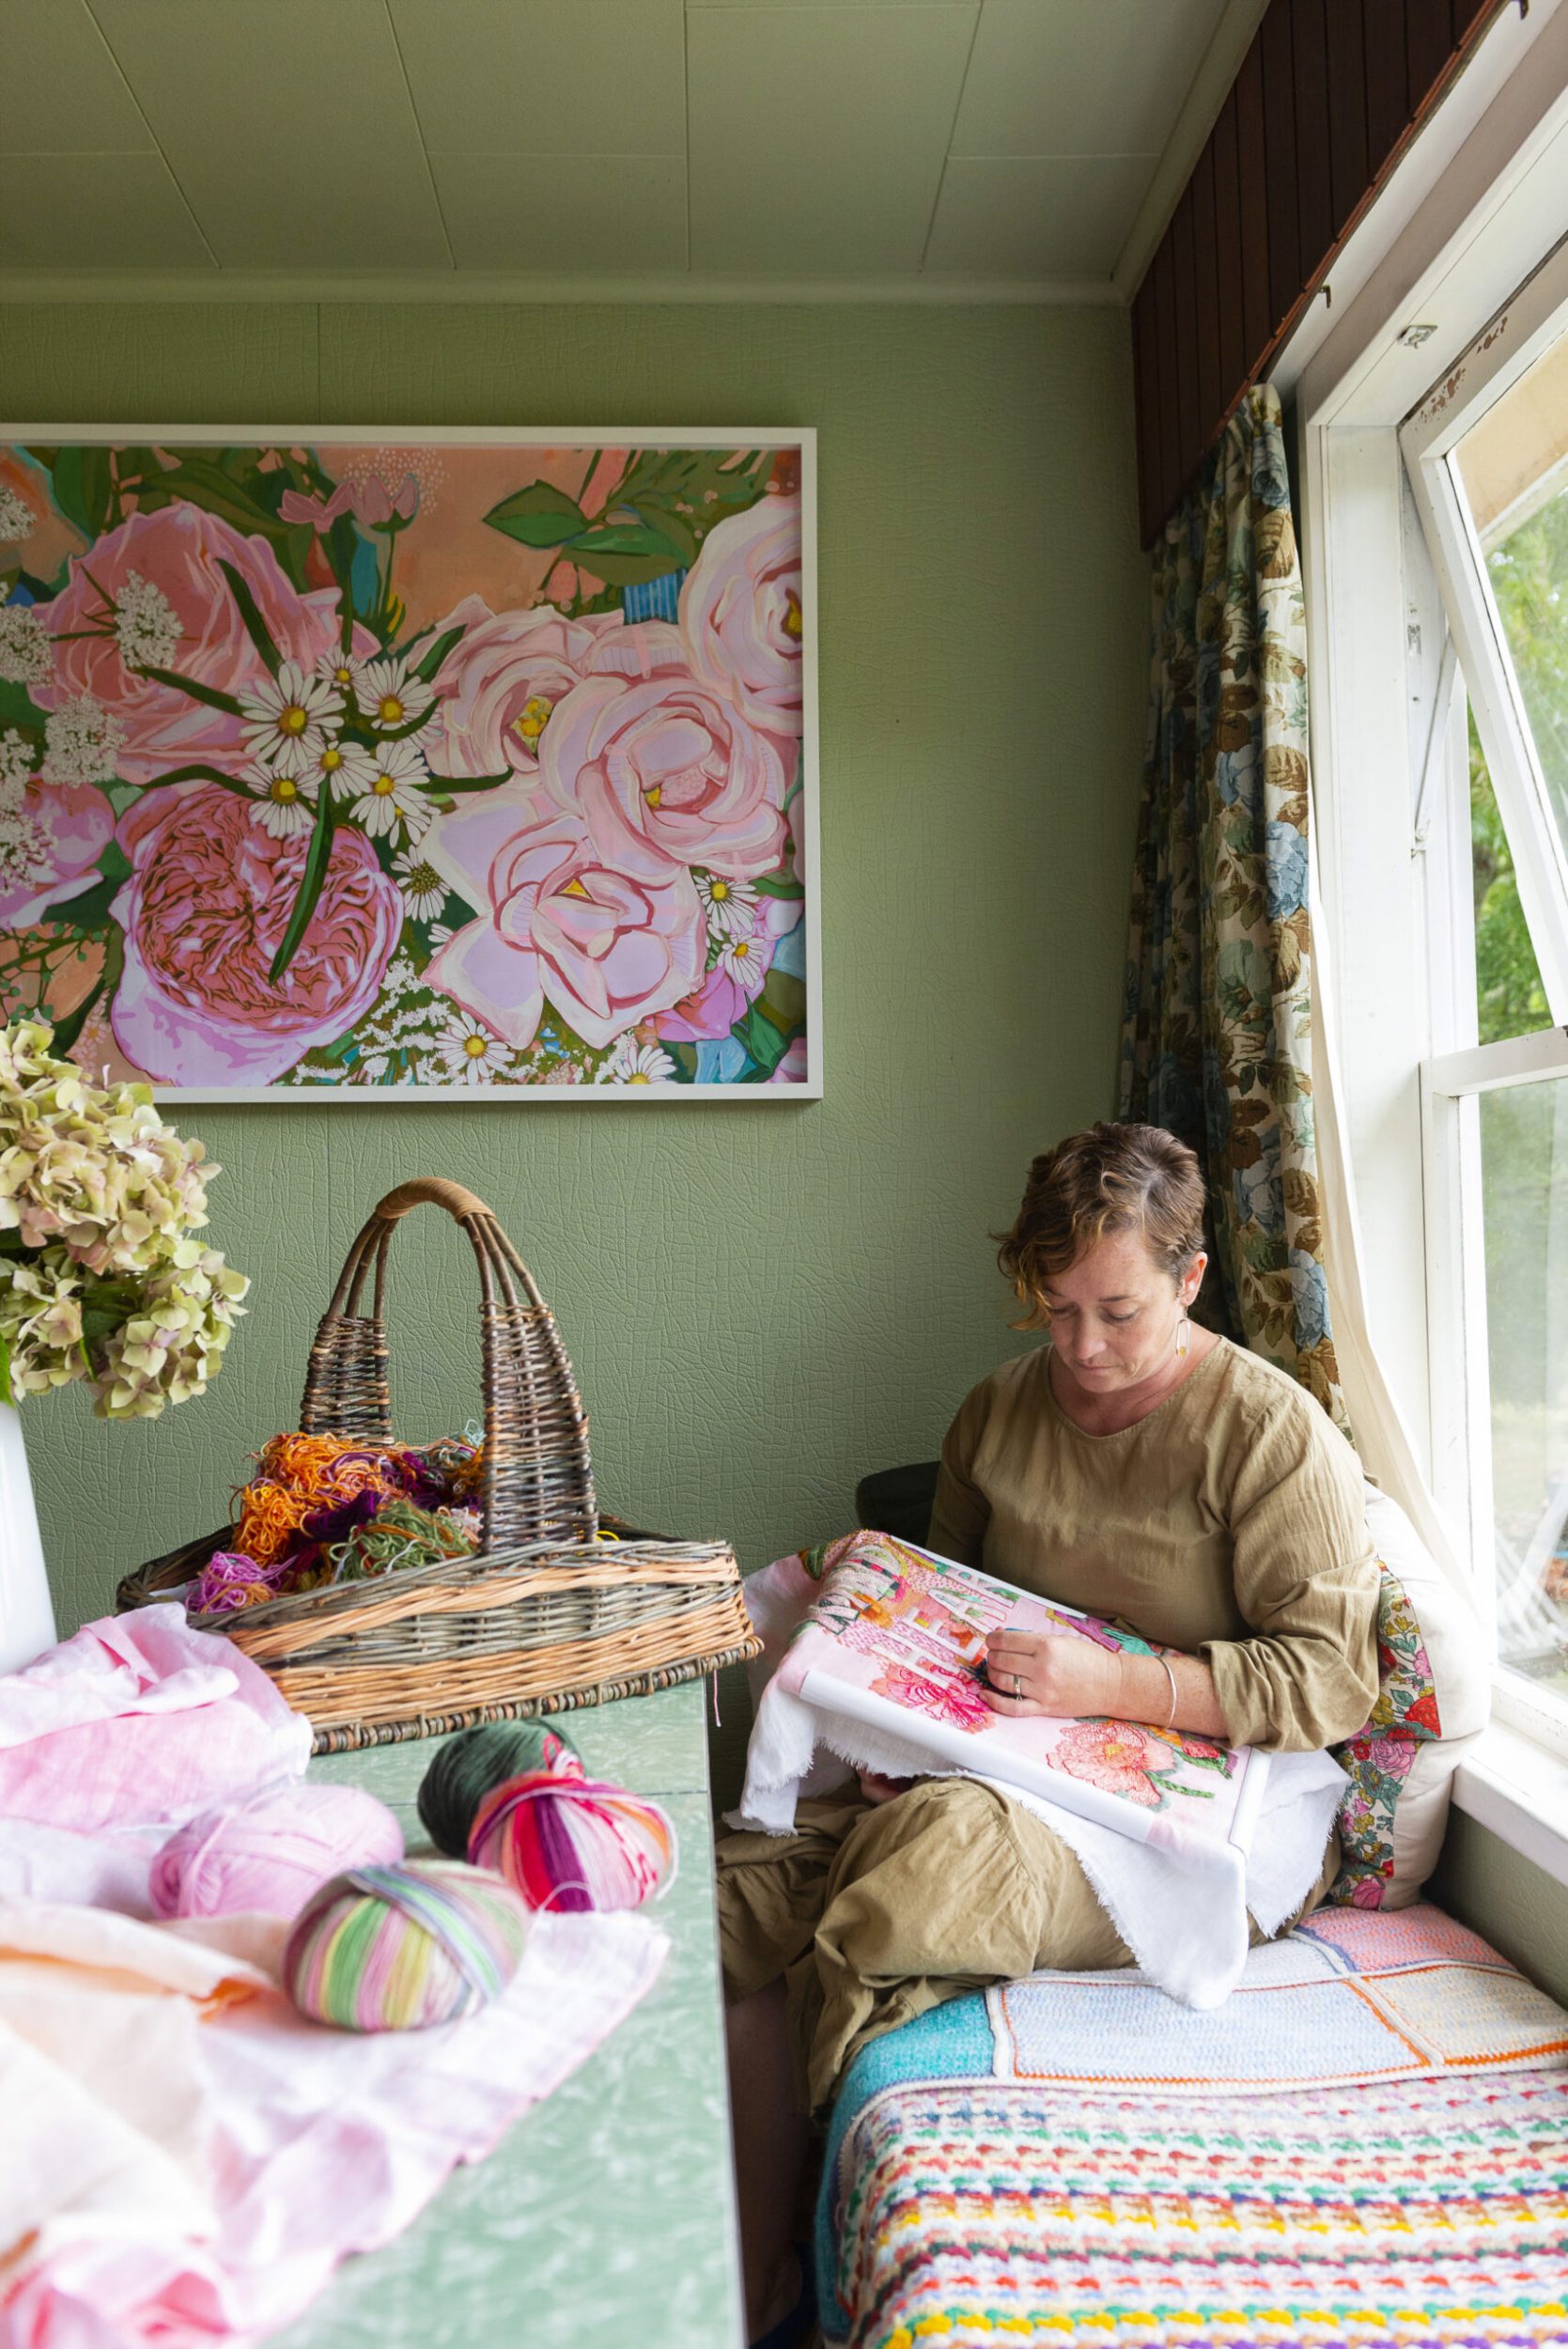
(0, 1021, 248, 1417)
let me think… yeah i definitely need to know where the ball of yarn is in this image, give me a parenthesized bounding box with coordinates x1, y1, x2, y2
(468, 1771, 675, 1913)
(150, 1782, 405, 1921)
(283, 1859, 529, 2032)
(417, 1719, 585, 1859)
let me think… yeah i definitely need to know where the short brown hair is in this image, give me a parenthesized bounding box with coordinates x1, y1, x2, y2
(996, 1121, 1206, 1329)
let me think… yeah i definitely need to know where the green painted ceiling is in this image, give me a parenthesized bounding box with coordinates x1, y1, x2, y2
(0, 0, 1231, 289)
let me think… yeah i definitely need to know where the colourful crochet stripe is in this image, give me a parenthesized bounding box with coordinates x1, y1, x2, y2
(823, 2073, 1568, 2349)
(287, 1861, 526, 2030)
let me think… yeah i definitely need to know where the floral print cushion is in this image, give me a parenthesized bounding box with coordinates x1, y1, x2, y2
(1327, 1562, 1444, 1908)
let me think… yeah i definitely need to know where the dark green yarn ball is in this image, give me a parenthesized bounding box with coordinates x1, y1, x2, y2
(417, 1720, 585, 1858)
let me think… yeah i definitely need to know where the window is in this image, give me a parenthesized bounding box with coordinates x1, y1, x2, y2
(1402, 243, 1568, 1745)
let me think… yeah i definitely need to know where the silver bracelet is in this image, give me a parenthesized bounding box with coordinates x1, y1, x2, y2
(1155, 1653, 1178, 1730)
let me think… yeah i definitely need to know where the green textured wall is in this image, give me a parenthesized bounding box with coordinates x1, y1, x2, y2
(0, 299, 1146, 1795)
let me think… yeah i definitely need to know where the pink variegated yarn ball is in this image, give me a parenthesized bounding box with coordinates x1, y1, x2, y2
(149, 1782, 404, 1921)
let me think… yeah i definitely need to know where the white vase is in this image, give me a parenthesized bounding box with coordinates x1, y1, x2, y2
(0, 1400, 56, 1673)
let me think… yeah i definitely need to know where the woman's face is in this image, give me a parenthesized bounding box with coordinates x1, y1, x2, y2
(1039, 1227, 1204, 1392)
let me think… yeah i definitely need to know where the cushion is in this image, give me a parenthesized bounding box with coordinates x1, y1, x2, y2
(1326, 1478, 1489, 1908)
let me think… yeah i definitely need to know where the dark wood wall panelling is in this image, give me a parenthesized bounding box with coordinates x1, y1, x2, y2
(1132, 0, 1506, 545)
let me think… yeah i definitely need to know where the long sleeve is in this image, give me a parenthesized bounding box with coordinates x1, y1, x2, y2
(927, 1377, 994, 1568)
(1198, 1398, 1381, 1752)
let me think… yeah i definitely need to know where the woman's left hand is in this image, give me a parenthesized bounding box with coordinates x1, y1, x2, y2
(982, 1630, 1126, 1719)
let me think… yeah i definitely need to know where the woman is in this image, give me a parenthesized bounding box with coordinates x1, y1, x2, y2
(720, 1122, 1381, 2345)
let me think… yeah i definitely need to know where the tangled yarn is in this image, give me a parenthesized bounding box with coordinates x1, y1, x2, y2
(417, 1719, 584, 1859)
(188, 1548, 296, 1617)
(330, 1496, 478, 1584)
(283, 1859, 529, 2032)
(150, 1782, 404, 1920)
(468, 1772, 675, 1913)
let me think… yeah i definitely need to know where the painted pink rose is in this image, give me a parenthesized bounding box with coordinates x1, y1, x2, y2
(0, 781, 114, 927)
(768, 1036, 810, 1085)
(423, 782, 705, 1052)
(657, 926, 771, 1043)
(1046, 1719, 1162, 1807)
(423, 595, 626, 780)
(110, 786, 400, 1084)
(541, 621, 791, 880)
(37, 505, 350, 786)
(678, 490, 803, 735)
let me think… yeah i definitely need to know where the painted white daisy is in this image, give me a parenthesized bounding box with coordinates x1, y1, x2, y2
(392, 843, 448, 922)
(348, 738, 431, 840)
(41, 692, 124, 786)
(356, 654, 434, 734)
(238, 659, 342, 769)
(244, 760, 318, 841)
(296, 734, 380, 800)
(694, 871, 759, 941)
(113, 570, 180, 672)
(0, 486, 35, 544)
(0, 730, 36, 790)
(0, 601, 54, 689)
(717, 931, 768, 994)
(437, 1012, 508, 1086)
(594, 1037, 677, 1086)
(315, 647, 365, 699)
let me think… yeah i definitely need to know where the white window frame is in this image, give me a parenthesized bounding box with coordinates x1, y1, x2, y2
(1287, 0, 1568, 1832)
(1401, 261, 1568, 1754)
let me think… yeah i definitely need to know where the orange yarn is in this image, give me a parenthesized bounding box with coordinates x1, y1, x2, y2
(232, 1434, 418, 1566)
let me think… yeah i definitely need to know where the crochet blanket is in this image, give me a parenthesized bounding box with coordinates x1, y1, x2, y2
(818, 1903, 1568, 2349)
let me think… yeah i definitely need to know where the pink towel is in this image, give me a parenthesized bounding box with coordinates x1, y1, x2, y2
(0, 1605, 311, 1833)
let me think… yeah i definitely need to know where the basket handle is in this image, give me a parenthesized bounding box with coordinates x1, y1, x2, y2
(299, 1179, 598, 1552)
(377, 1177, 490, 1221)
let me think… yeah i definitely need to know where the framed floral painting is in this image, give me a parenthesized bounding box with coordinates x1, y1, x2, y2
(0, 428, 818, 1099)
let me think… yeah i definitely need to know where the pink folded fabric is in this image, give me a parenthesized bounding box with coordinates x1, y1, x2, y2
(0, 1907, 667, 2348)
(0, 1606, 311, 1833)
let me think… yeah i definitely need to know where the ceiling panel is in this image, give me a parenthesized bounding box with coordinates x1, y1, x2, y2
(86, 0, 452, 269)
(0, 0, 155, 155)
(0, 151, 213, 268)
(389, 0, 687, 158)
(688, 4, 978, 273)
(924, 153, 1154, 277)
(430, 153, 689, 271)
(952, 0, 1229, 159)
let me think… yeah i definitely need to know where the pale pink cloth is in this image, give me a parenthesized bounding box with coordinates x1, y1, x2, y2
(0, 1610, 668, 2347)
(0, 1606, 311, 1834)
(0, 1899, 667, 2349)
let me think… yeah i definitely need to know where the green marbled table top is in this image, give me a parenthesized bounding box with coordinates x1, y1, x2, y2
(267, 1684, 743, 2349)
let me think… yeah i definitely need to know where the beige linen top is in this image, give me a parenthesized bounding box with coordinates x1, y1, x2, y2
(929, 1337, 1380, 1752)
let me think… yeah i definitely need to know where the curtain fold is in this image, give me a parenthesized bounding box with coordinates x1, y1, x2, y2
(1120, 384, 1348, 1432)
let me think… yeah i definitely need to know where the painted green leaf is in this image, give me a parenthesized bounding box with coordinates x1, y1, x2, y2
(142, 665, 246, 720)
(268, 794, 334, 986)
(412, 624, 465, 684)
(760, 967, 806, 1030)
(732, 1004, 791, 1077)
(483, 481, 590, 550)
(49, 925, 124, 1056)
(216, 558, 283, 679)
(41, 846, 132, 937)
(50, 445, 115, 541)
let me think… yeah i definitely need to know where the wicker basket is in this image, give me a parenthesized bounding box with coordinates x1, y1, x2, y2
(116, 1176, 760, 1751)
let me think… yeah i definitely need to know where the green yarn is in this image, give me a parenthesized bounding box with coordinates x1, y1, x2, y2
(417, 1719, 584, 1858)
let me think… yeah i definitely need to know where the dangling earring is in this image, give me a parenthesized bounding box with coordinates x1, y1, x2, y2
(1175, 1310, 1191, 1361)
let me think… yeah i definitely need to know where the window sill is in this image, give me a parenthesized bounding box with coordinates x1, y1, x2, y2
(1451, 1723, 1568, 1890)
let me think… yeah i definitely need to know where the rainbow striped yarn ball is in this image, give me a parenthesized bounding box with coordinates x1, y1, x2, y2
(416, 1718, 584, 1859)
(468, 1772, 675, 1913)
(283, 1859, 529, 2031)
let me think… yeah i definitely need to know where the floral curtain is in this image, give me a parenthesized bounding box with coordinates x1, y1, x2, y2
(1119, 384, 1348, 1430)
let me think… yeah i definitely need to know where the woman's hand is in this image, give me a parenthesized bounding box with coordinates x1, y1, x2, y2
(982, 1630, 1126, 1719)
(856, 1769, 914, 1805)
